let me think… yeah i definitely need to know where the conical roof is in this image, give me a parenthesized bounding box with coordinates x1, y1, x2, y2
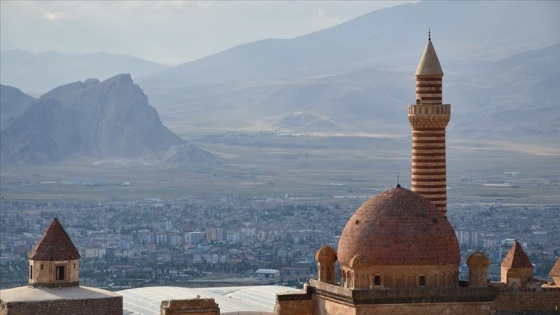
(501, 241, 532, 268)
(28, 218, 81, 261)
(415, 39, 444, 76)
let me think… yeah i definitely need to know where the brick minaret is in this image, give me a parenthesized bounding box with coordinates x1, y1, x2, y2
(408, 34, 451, 216)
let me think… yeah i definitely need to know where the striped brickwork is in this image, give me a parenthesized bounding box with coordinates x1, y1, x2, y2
(416, 76, 442, 104)
(409, 73, 450, 215)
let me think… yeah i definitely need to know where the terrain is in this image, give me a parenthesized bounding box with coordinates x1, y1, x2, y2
(135, 1, 560, 146)
(1, 134, 558, 209)
(0, 75, 195, 164)
(0, 1, 558, 200)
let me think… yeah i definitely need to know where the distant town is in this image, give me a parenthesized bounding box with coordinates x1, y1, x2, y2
(2, 174, 558, 290)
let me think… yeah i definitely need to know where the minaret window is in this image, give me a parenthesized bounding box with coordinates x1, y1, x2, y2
(29, 265, 32, 279)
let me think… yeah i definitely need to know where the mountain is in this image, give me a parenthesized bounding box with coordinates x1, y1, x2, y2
(0, 50, 168, 94)
(452, 43, 560, 142)
(0, 74, 186, 164)
(255, 111, 344, 132)
(137, 1, 560, 144)
(150, 143, 223, 167)
(0, 85, 36, 129)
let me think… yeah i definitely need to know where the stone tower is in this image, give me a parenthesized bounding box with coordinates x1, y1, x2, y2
(408, 34, 451, 215)
(1, 218, 122, 314)
(467, 252, 490, 287)
(28, 218, 81, 288)
(315, 245, 337, 285)
(501, 240, 533, 289)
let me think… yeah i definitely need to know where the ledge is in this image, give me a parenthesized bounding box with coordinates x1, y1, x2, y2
(309, 280, 499, 305)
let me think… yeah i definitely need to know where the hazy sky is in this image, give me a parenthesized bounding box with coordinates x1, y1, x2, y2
(1, 1, 414, 65)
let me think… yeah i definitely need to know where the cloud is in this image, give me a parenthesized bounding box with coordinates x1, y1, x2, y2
(44, 11, 74, 21)
(316, 8, 327, 18)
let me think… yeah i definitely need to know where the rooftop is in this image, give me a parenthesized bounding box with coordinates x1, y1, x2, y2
(501, 240, 533, 268)
(337, 187, 460, 267)
(0, 285, 120, 303)
(119, 285, 299, 315)
(28, 218, 81, 261)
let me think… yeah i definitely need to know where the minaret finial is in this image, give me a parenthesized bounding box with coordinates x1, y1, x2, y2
(396, 172, 401, 188)
(428, 28, 431, 41)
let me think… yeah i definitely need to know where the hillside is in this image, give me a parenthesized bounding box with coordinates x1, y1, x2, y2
(1, 74, 186, 164)
(0, 85, 36, 129)
(137, 1, 559, 145)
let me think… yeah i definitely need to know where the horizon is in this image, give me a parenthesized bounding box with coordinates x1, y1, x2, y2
(0, 1, 415, 66)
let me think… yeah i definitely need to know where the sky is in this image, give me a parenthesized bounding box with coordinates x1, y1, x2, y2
(0, 1, 414, 66)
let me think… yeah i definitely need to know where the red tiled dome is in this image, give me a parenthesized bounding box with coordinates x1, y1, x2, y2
(337, 187, 460, 267)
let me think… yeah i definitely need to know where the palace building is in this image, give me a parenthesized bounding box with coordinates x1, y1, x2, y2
(273, 36, 560, 315)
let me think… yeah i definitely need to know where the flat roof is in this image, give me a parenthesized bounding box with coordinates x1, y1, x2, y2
(118, 285, 300, 315)
(0, 285, 121, 303)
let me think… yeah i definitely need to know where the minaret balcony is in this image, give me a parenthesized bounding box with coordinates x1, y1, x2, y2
(408, 104, 451, 129)
(408, 104, 450, 116)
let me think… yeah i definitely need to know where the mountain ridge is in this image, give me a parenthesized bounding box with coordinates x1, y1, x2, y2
(1, 74, 189, 164)
(135, 1, 559, 145)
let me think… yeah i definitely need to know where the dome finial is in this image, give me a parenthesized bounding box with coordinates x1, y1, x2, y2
(396, 172, 401, 188)
(428, 28, 431, 41)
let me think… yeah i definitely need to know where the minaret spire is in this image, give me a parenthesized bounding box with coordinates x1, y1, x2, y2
(408, 36, 451, 216)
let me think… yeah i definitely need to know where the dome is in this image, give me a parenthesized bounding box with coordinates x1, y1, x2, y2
(337, 187, 460, 267)
(467, 252, 490, 268)
(315, 245, 337, 264)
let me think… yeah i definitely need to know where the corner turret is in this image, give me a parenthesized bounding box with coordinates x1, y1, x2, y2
(28, 218, 81, 288)
(501, 241, 533, 289)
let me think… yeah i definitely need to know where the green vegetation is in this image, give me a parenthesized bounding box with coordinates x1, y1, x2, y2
(1, 134, 558, 206)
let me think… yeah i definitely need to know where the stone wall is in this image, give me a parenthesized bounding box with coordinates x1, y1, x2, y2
(0, 296, 122, 315)
(312, 295, 356, 315)
(492, 288, 560, 313)
(356, 302, 492, 315)
(160, 298, 219, 315)
(275, 285, 314, 315)
(275, 280, 560, 315)
(370, 264, 458, 289)
(28, 259, 80, 287)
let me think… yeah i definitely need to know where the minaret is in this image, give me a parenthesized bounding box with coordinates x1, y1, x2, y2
(408, 33, 451, 215)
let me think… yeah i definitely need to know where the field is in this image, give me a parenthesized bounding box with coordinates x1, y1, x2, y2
(1, 134, 559, 206)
